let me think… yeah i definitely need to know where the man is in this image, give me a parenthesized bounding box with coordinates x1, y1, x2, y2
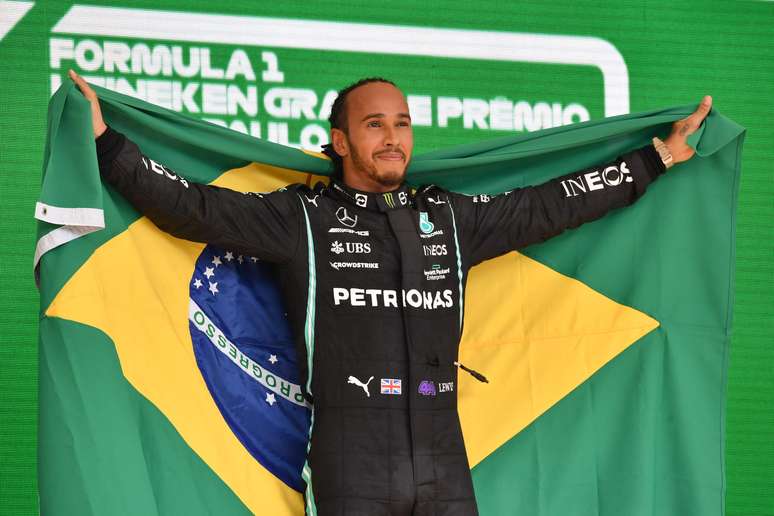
(68, 69, 711, 516)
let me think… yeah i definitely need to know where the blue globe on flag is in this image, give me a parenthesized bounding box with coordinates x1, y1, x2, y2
(188, 245, 310, 491)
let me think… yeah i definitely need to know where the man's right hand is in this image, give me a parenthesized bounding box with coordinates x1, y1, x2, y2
(68, 69, 107, 139)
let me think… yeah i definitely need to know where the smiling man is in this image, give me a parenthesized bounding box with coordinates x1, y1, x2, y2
(325, 79, 414, 191)
(69, 70, 711, 516)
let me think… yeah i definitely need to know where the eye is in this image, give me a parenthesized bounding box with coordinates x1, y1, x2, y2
(367, 120, 381, 128)
(398, 121, 410, 127)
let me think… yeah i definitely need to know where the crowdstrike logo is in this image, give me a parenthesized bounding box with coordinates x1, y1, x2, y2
(329, 261, 379, 270)
(560, 161, 632, 198)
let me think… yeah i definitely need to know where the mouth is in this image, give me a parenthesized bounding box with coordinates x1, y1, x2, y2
(375, 152, 405, 162)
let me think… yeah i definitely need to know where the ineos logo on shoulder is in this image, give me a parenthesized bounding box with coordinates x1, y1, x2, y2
(336, 206, 358, 228)
(141, 156, 189, 188)
(559, 161, 633, 198)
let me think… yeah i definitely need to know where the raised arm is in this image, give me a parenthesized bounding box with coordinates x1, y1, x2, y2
(451, 96, 713, 265)
(70, 70, 301, 264)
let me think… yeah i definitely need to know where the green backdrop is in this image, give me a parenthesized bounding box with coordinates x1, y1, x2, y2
(1, 1, 772, 514)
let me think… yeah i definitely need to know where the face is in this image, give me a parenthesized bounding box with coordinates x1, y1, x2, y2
(331, 82, 414, 191)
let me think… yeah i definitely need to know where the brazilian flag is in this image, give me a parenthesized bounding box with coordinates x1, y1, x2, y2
(36, 81, 744, 515)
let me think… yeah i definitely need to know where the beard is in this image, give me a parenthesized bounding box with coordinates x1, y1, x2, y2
(350, 144, 407, 188)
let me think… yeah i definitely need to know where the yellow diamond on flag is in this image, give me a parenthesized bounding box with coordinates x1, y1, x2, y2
(458, 252, 659, 467)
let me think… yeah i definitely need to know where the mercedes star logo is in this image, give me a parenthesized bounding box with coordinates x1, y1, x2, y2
(336, 206, 358, 228)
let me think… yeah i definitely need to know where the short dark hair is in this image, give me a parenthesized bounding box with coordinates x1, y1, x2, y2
(322, 77, 398, 177)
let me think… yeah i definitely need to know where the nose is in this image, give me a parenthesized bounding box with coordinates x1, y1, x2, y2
(383, 125, 399, 147)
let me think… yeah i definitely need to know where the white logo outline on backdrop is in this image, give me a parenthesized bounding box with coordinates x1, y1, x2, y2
(51, 7, 630, 116)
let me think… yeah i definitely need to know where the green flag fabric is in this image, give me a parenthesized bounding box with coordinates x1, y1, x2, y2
(36, 80, 744, 515)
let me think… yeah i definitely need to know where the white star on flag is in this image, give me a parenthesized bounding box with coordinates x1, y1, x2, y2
(251, 256, 259, 263)
(265, 393, 276, 406)
(237, 255, 244, 264)
(208, 282, 219, 295)
(203, 267, 215, 279)
(269, 354, 278, 364)
(193, 279, 203, 289)
(224, 251, 234, 262)
(212, 256, 222, 267)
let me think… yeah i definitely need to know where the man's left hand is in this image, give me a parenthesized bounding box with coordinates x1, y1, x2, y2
(664, 95, 712, 164)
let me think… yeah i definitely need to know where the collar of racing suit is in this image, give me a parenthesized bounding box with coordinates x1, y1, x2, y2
(329, 179, 415, 212)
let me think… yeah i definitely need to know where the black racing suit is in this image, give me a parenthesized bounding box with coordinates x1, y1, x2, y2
(97, 127, 665, 516)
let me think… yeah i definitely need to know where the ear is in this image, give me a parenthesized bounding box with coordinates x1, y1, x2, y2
(331, 128, 349, 157)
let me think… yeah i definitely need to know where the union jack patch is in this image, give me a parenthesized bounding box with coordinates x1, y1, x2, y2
(380, 378, 402, 395)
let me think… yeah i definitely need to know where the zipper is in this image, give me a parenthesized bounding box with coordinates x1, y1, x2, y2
(426, 356, 488, 383)
(453, 361, 489, 383)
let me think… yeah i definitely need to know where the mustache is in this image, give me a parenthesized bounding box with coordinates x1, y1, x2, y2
(374, 149, 406, 159)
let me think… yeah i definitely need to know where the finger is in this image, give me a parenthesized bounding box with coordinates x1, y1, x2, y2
(683, 95, 712, 130)
(68, 68, 85, 89)
(68, 69, 97, 100)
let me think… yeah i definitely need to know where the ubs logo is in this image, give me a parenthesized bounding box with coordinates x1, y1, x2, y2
(330, 241, 372, 254)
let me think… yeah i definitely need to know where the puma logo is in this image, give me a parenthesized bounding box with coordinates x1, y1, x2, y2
(347, 375, 374, 397)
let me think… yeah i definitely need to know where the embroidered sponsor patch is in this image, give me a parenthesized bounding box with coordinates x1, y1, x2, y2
(347, 375, 373, 397)
(418, 380, 436, 396)
(419, 211, 435, 234)
(380, 378, 402, 395)
(438, 381, 454, 393)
